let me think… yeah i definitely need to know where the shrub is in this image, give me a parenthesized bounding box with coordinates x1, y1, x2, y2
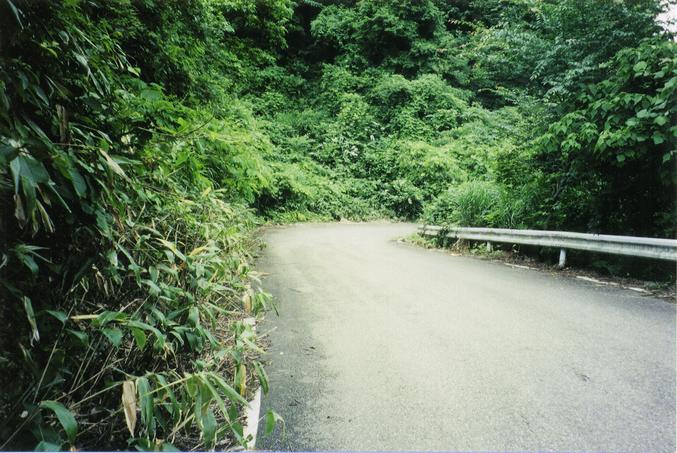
(424, 180, 503, 227)
(393, 141, 466, 201)
(379, 178, 424, 219)
(254, 160, 377, 221)
(369, 73, 470, 138)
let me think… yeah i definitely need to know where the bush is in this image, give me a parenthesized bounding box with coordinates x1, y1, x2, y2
(379, 178, 424, 219)
(369, 73, 470, 138)
(424, 180, 503, 227)
(392, 141, 466, 201)
(254, 160, 377, 221)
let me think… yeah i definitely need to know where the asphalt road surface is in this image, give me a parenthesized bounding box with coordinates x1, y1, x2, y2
(255, 222, 675, 452)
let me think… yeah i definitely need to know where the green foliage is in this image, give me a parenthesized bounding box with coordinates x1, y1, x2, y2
(0, 0, 281, 450)
(388, 141, 465, 202)
(424, 181, 504, 227)
(379, 178, 424, 219)
(255, 160, 376, 222)
(251, 0, 674, 233)
(530, 38, 676, 235)
(463, 0, 663, 104)
(328, 93, 378, 163)
(370, 73, 470, 138)
(311, 0, 445, 72)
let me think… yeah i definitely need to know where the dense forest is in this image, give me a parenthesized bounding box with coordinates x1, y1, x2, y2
(1, 0, 675, 450)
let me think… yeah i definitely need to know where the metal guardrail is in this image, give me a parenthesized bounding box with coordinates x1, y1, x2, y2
(418, 225, 677, 268)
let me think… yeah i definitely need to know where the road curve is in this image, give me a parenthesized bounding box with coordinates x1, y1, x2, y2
(255, 222, 675, 452)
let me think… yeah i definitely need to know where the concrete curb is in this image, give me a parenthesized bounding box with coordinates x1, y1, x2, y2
(243, 386, 262, 450)
(242, 314, 262, 450)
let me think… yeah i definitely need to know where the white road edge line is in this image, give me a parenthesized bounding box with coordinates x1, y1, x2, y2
(243, 386, 262, 450)
(627, 286, 650, 293)
(577, 276, 603, 284)
(504, 263, 533, 270)
(576, 276, 649, 292)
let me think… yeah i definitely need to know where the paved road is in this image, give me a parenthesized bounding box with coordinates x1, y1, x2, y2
(255, 222, 675, 452)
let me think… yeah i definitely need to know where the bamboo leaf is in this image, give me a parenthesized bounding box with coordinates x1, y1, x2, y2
(208, 373, 247, 406)
(253, 361, 269, 395)
(161, 442, 180, 451)
(102, 327, 123, 347)
(65, 328, 88, 346)
(237, 364, 246, 396)
(201, 409, 217, 449)
(5, 0, 23, 28)
(22, 296, 39, 345)
(136, 376, 155, 435)
(39, 400, 77, 444)
(100, 149, 126, 178)
(187, 306, 199, 327)
(121, 380, 137, 436)
(130, 327, 147, 349)
(35, 441, 62, 451)
(263, 410, 283, 437)
(45, 310, 68, 324)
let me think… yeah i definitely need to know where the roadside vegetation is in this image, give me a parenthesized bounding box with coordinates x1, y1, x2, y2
(1, 0, 674, 450)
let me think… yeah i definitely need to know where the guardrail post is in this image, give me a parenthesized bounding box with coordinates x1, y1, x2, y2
(558, 248, 567, 269)
(486, 241, 493, 252)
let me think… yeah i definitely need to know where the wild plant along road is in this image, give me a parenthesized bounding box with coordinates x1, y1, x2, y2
(256, 223, 675, 452)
